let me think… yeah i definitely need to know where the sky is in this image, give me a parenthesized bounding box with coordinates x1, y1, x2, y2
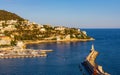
(0, 0, 120, 28)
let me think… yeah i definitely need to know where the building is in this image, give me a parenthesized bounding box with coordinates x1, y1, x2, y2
(40, 28, 46, 32)
(16, 41, 25, 50)
(77, 29, 80, 32)
(2, 25, 16, 31)
(0, 33, 5, 36)
(54, 26, 66, 31)
(6, 20, 17, 24)
(82, 31, 87, 36)
(0, 36, 11, 45)
(65, 35, 70, 40)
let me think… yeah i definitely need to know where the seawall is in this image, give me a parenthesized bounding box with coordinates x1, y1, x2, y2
(82, 45, 110, 75)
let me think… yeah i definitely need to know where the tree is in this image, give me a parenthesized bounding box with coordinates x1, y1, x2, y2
(10, 40, 16, 46)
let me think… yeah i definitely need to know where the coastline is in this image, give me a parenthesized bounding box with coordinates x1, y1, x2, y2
(0, 38, 94, 59)
(24, 38, 95, 45)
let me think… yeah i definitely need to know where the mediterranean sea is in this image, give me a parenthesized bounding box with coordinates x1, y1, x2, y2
(0, 29, 120, 75)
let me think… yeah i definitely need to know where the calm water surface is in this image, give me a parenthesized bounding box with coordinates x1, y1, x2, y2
(0, 29, 120, 75)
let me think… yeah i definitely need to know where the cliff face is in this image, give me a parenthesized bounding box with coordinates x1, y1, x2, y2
(0, 10, 24, 21)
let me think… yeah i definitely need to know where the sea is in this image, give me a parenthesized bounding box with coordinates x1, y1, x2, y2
(0, 29, 120, 75)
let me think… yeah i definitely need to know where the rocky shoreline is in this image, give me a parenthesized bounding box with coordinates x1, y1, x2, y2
(24, 38, 95, 45)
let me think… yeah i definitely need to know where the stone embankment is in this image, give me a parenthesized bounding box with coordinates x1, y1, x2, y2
(24, 38, 95, 45)
(82, 45, 110, 75)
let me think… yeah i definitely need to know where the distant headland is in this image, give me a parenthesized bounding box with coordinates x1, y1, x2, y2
(0, 10, 94, 47)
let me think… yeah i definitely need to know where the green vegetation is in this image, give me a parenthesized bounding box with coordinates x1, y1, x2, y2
(0, 10, 93, 45)
(2, 23, 91, 41)
(11, 25, 90, 41)
(0, 45, 11, 48)
(0, 10, 24, 21)
(10, 40, 17, 46)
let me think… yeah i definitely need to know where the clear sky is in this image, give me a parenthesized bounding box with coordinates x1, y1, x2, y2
(0, 0, 120, 28)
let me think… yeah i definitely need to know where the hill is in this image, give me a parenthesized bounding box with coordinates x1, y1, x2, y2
(0, 10, 24, 21)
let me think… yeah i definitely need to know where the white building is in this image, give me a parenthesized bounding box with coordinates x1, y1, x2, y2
(3, 25, 16, 31)
(82, 31, 87, 36)
(6, 20, 17, 24)
(78, 29, 80, 32)
(0, 36, 11, 45)
(54, 26, 66, 31)
(65, 35, 70, 40)
(17, 41, 24, 49)
(40, 28, 46, 32)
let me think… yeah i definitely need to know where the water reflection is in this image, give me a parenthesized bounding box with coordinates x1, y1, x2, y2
(0, 41, 91, 75)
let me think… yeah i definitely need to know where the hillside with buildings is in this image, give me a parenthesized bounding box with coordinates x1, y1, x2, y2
(0, 10, 94, 47)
